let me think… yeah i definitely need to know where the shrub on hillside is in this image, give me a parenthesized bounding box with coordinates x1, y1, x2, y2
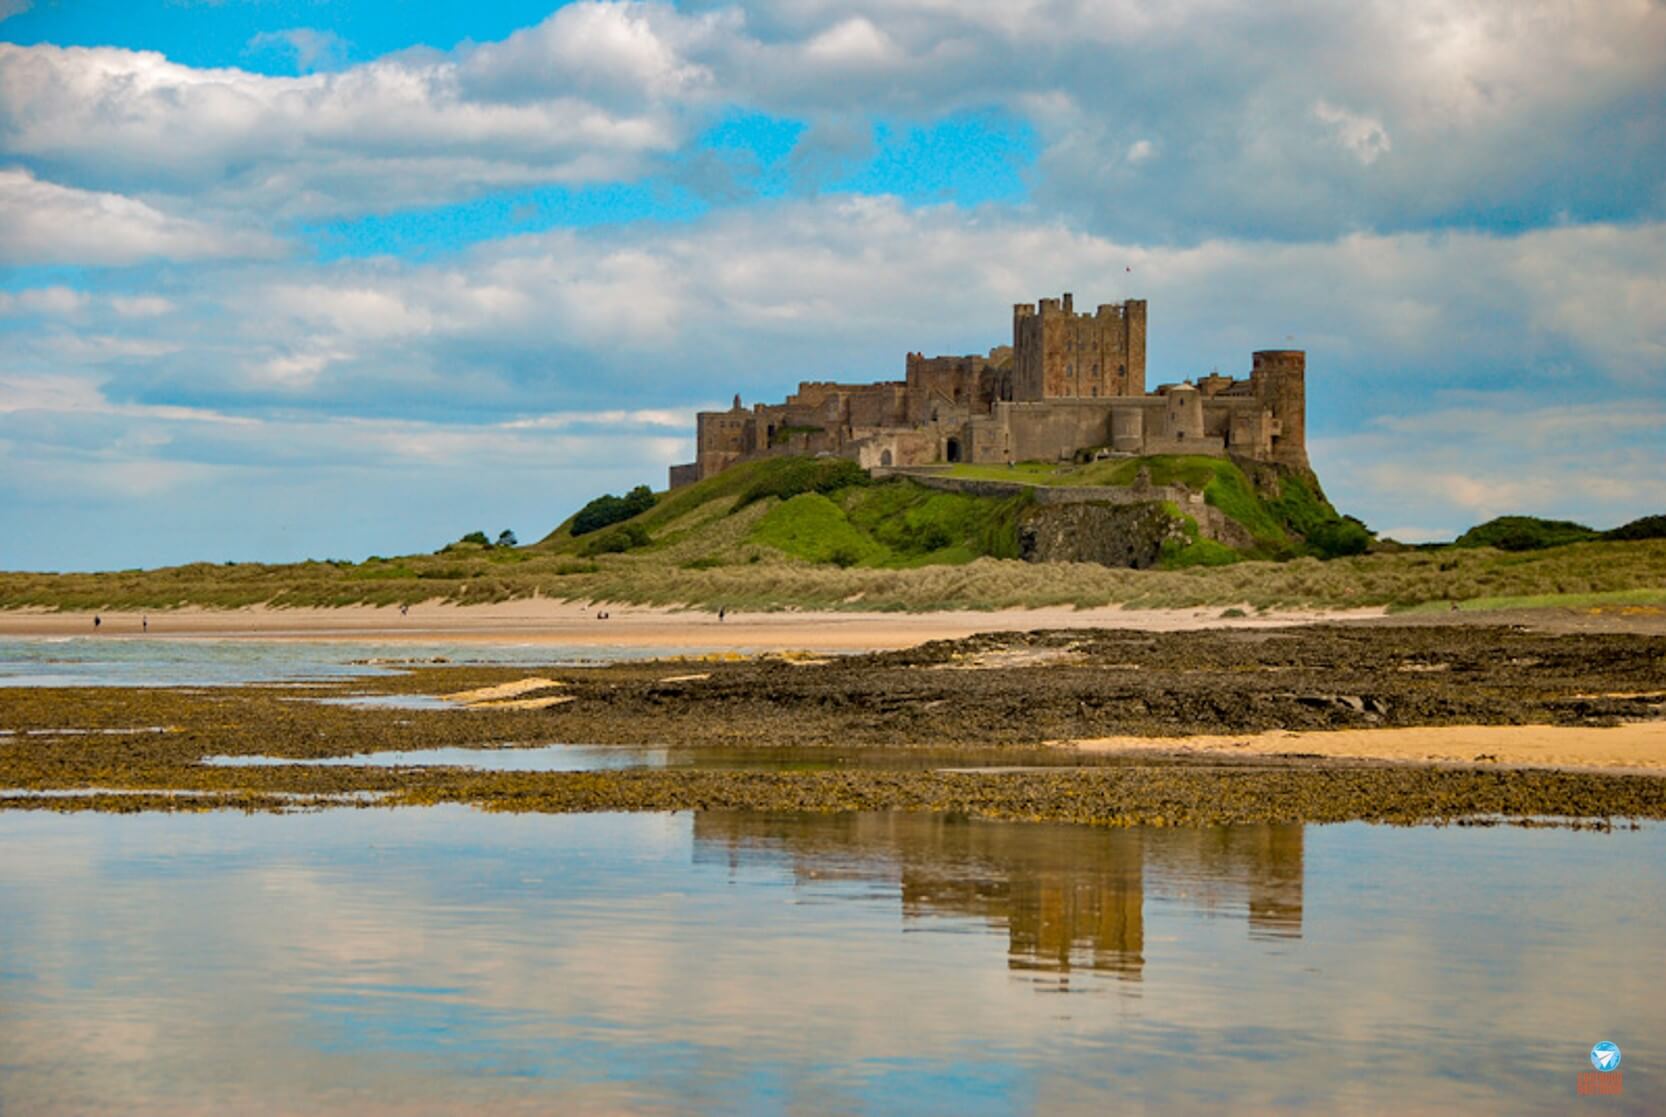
(736, 457, 870, 508)
(579, 523, 651, 556)
(1454, 516, 1599, 552)
(1605, 514, 1666, 542)
(571, 485, 656, 537)
(438, 530, 490, 553)
(1307, 517, 1373, 559)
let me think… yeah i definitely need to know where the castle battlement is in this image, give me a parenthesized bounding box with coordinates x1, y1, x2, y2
(670, 294, 1307, 486)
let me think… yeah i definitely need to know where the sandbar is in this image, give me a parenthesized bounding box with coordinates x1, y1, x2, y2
(1070, 721, 1666, 772)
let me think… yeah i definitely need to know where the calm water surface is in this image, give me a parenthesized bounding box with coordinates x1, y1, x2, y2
(0, 637, 684, 688)
(0, 808, 1659, 1115)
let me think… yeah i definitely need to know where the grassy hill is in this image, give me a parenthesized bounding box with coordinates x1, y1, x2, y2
(538, 454, 1369, 570)
(2, 455, 1663, 614)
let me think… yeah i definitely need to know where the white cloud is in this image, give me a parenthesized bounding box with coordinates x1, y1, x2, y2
(1313, 100, 1391, 165)
(461, 1, 723, 104)
(110, 296, 176, 318)
(802, 18, 902, 67)
(12, 198, 1658, 413)
(0, 286, 87, 316)
(0, 168, 278, 265)
(5, 1, 1662, 237)
(0, 5, 710, 218)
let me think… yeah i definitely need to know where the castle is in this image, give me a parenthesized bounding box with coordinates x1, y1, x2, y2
(669, 294, 1308, 488)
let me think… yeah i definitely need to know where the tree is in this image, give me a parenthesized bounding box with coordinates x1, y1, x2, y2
(571, 484, 657, 536)
(496, 529, 518, 548)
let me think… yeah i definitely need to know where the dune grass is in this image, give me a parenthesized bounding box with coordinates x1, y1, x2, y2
(5, 535, 1663, 616)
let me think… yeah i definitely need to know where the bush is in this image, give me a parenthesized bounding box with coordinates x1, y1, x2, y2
(458, 531, 489, 546)
(580, 523, 651, 555)
(496, 529, 518, 548)
(1307, 517, 1373, 559)
(1454, 516, 1599, 552)
(1605, 514, 1666, 542)
(571, 485, 657, 537)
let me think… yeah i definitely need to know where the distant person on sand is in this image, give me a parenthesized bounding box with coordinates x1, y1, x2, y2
(719, 606, 726, 623)
(400, 604, 409, 617)
(93, 615, 101, 630)
(142, 615, 148, 633)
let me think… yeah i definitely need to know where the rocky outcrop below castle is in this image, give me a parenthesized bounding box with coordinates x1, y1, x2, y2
(877, 466, 1264, 567)
(1018, 503, 1184, 568)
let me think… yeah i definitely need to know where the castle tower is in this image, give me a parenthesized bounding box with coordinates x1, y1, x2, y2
(1250, 350, 1309, 470)
(1012, 294, 1146, 402)
(1164, 383, 1205, 442)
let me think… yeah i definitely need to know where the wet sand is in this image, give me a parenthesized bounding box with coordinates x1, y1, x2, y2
(0, 601, 1389, 650)
(1071, 720, 1666, 773)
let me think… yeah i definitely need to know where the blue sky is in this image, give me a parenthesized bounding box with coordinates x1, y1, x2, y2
(2, 0, 1663, 571)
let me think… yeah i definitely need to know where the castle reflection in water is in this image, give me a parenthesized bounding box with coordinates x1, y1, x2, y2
(693, 813, 1303, 983)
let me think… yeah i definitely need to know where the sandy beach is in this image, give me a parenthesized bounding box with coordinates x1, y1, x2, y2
(1071, 721, 1666, 773)
(0, 600, 1390, 650)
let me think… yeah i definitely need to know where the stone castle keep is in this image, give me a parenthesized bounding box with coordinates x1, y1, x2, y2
(669, 294, 1308, 488)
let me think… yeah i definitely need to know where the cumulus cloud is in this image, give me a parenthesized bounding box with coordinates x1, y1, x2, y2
(0, 168, 279, 265)
(3, 1, 1662, 236)
(0, 5, 711, 218)
(10, 195, 1660, 441)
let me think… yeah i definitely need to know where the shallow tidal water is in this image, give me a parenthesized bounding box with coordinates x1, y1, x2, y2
(0, 808, 1660, 1115)
(0, 636, 675, 688)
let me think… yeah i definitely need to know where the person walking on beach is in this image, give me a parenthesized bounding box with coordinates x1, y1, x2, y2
(93, 615, 101, 631)
(719, 606, 726, 623)
(142, 615, 148, 633)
